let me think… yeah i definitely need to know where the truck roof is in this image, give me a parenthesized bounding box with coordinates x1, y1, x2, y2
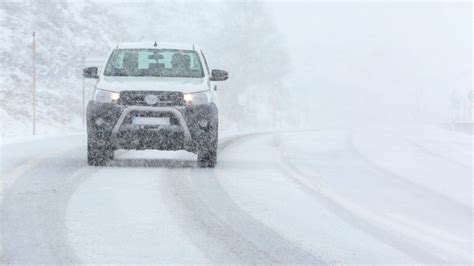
(116, 41, 198, 50)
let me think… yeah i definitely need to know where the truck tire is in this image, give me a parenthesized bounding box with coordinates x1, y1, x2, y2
(87, 132, 114, 166)
(197, 123, 218, 168)
(197, 145, 217, 168)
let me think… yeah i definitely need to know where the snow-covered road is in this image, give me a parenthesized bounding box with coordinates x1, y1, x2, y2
(0, 127, 472, 264)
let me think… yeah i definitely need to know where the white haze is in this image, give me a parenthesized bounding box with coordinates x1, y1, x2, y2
(111, 1, 472, 126)
(271, 1, 471, 125)
(0, 0, 471, 136)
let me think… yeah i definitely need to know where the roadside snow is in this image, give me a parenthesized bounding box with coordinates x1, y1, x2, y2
(274, 126, 472, 263)
(352, 125, 472, 208)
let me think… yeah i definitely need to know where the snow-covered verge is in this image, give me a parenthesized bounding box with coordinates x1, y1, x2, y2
(352, 124, 472, 208)
(274, 125, 472, 263)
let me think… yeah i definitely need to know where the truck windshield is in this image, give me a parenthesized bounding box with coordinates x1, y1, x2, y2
(103, 49, 204, 78)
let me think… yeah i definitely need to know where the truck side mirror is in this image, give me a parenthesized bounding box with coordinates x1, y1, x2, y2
(83, 66, 99, 79)
(210, 69, 228, 81)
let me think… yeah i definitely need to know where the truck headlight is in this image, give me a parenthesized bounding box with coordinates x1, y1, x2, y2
(183, 91, 210, 105)
(93, 88, 120, 103)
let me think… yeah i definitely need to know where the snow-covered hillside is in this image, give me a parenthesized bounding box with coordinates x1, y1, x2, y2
(0, 1, 291, 137)
(0, 1, 125, 135)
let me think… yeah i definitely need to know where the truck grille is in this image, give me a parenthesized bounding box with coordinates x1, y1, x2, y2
(118, 91, 185, 106)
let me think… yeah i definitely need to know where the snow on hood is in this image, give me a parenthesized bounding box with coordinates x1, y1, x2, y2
(97, 76, 210, 93)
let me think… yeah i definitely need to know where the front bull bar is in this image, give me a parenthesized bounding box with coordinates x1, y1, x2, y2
(110, 106, 193, 147)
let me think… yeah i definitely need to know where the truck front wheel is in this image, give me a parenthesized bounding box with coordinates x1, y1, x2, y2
(87, 132, 114, 166)
(197, 124, 218, 168)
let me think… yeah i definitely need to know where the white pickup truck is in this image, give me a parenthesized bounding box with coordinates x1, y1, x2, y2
(83, 41, 228, 167)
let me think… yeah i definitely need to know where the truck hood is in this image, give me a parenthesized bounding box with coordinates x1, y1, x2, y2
(97, 76, 210, 93)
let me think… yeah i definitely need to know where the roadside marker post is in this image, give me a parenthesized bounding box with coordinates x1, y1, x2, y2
(82, 56, 85, 125)
(32, 32, 36, 135)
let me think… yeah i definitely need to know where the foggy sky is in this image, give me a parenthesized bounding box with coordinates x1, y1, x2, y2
(108, 0, 471, 124)
(270, 1, 471, 123)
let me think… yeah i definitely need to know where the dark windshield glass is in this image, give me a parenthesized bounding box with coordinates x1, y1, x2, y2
(104, 49, 204, 78)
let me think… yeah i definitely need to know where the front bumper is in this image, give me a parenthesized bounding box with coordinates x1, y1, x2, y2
(86, 101, 218, 151)
(112, 106, 192, 144)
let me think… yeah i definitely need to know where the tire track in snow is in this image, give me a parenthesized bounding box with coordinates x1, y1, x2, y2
(0, 145, 82, 203)
(273, 132, 470, 263)
(348, 132, 472, 213)
(0, 145, 81, 262)
(159, 132, 323, 264)
(398, 135, 471, 169)
(1, 146, 97, 264)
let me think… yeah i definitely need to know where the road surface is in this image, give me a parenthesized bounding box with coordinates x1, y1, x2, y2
(0, 126, 472, 264)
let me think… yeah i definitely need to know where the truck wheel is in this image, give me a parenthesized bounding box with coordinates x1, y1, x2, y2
(197, 124, 218, 168)
(197, 145, 217, 168)
(87, 132, 114, 166)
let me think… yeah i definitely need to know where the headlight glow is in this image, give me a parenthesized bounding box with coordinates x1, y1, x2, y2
(111, 92, 120, 101)
(183, 94, 193, 103)
(94, 88, 120, 103)
(183, 91, 210, 105)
